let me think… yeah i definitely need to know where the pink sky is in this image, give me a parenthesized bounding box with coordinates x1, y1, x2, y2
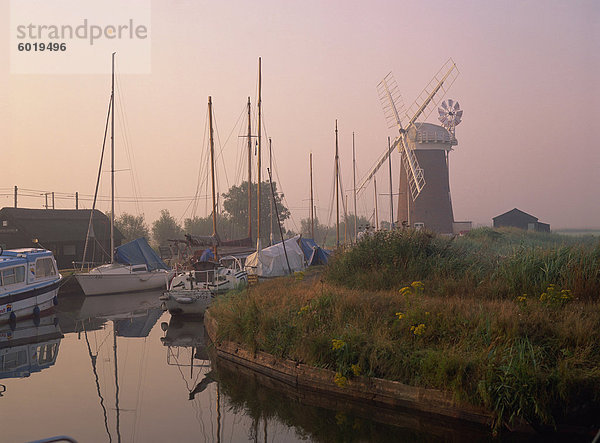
(1, 0, 599, 230)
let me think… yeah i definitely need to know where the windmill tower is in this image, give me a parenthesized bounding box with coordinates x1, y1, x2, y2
(357, 59, 463, 234)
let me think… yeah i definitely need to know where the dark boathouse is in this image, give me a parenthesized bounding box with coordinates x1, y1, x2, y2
(492, 208, 550, 232)
(0, 208, 123, 269)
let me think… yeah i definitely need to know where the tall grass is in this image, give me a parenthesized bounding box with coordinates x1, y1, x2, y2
(325, 228, 600, 301)
(210, 228, 600, 431)
(210, 277, 600, 431)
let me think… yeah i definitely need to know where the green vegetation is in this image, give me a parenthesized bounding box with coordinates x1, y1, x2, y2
(209, 228, 600, 432)
(115, 212, 150, 243)
(221, 180, 291, 244)
(327, 227, 600, 301)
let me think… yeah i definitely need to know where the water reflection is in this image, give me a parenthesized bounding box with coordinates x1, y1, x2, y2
(71, 291, 163, 443)
(160, 315, 215, 401)
(0, 287, 569, 442)
(0, 314, 62, 387)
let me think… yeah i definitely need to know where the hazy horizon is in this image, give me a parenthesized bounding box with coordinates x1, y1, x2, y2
(1, 0, 599, 232)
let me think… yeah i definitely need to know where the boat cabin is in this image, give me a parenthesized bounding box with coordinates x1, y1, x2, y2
(0, 249, 59, 295)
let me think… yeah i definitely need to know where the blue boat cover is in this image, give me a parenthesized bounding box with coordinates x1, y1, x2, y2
(199, 248, 215, 262)
(299, 238, 331, 266)
(115, 238, 170, 271)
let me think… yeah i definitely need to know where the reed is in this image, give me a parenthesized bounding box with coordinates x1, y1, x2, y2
(325, 228, 600, 301)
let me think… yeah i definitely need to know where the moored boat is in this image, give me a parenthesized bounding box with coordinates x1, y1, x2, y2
(160, 271, 213, 316)
(0, 248, 62, 323)
(75, 238, 174, 296)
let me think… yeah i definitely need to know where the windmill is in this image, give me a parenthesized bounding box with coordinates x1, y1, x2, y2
(357, 59, 462, 233)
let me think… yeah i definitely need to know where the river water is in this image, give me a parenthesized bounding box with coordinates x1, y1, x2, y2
(0, 286, 585, 442)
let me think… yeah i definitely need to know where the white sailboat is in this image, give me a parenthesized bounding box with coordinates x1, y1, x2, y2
(75, 53, 173, 296)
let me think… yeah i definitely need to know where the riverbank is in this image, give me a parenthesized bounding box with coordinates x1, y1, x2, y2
(208, 228, 600, 433)
(205, 310, 494, 426)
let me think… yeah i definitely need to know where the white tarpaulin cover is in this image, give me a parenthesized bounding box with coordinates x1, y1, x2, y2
(245, 235, 306, 278)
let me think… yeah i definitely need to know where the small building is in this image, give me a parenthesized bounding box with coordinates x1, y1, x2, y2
(0, 208, 123, 269)
(492, 208, 550, 232)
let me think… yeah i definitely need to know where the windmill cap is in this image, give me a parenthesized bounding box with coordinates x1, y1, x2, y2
(408, 122, 457, 148)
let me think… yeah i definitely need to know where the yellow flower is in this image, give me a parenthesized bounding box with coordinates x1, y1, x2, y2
(331, 339, 346, 350)
(399, 286, 412, 296)
(411, 281, 424, 291)
(298, 305, 310, 315)
(334, 372, 348, 387)
(295, 271, 305, 281)
(395, 312, 404, 320)
(412, 323, 426, 336)
(351, 364, 361, 376)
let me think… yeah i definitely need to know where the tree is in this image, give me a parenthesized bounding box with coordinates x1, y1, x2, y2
(183, 216, 213, 236)
(221, 180, 290, 245)
(115, 213, 149, 244)
(300, 216, 329, 245)
(183, 214, 235, 239)
(152, 209, 184, 246)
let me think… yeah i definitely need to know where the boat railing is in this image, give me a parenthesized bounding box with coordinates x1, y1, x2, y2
(72, 261, 107, 272)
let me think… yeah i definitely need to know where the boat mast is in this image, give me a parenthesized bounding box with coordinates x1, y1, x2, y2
(110, 52, 115, 263)
(113, 322, 121, 443)
(310, 152, 314, 239)
(388, 136, 394, 230)
(335, 120, 339, 249)
(257, 57, 262, 245)
(374, 176, 379, 230)
(269, 138, 273, 245)
(344, 194, 348, 245)
(247, 97, 252, 242)
(216, 383, 221, 443)
(208, 96, 218, 257)
(352, 132, 357, 243)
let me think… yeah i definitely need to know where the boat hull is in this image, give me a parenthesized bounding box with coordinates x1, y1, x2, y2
(160, 289, 212, 316)
(0, 280, 60, 323)
(75, 270, 174, 296)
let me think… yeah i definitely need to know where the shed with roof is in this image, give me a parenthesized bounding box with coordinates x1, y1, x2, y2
(0, 208, 123, 269)
(492, 208, 550, 232)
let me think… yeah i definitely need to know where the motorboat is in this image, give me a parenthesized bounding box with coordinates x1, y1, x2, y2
(0, 248, 62, 323)
(159, 272, 213, 316)
(160, 256, 246, 316)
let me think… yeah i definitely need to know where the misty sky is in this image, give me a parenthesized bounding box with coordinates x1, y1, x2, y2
(1, 0, 599, 231)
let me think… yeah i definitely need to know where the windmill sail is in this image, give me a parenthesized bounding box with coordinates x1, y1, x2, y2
(357, 59, 459, 200)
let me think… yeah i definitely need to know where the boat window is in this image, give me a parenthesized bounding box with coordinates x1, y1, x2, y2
(0, 349, 27, 371)
(1, 266, 26, 285)
(132, 266, 147, 272)
(37, 343, 58, 364)
(1, 220, 7, 227)
(36, 258, 57, 278)
(15, 266, 25, 283)
(2, 268, 16, 285)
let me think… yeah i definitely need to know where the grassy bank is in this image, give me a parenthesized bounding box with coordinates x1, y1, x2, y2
(210, 229, 600, 431)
